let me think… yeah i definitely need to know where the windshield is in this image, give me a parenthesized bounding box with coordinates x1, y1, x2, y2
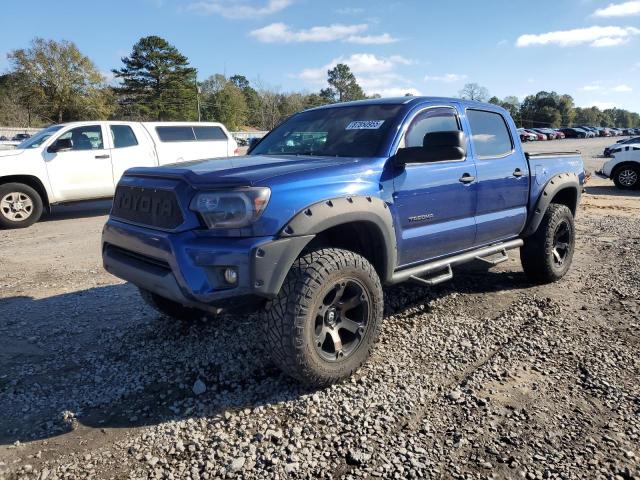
(250, 104, 403, 157)
(17, 125, 63, 149)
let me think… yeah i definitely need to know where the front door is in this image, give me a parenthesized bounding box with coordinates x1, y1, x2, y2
(392, 105, 478, 267)
(465, 109, 530, 245)
(43, 124, 114, 202)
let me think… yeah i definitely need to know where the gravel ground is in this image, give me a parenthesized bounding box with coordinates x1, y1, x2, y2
(0, 137, 639, 480)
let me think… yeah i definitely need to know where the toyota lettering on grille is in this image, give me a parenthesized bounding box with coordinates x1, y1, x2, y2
(117, 190, 174, 217)
(112, 186, 183, 230)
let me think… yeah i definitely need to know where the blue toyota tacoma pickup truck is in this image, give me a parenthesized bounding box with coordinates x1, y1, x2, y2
(102, 97, 585, 386)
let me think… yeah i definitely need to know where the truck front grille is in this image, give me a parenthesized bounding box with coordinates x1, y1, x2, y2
(111, 186, 184, 230)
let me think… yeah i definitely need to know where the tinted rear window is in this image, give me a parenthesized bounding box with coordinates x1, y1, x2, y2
(193, 126, 227, 141)
(156, 126, 196, 142)
(466, 110, 513, 158)
(111, 125, 138, 148)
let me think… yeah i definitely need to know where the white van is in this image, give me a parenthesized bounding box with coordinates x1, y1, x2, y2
(0, 121, 238, 228)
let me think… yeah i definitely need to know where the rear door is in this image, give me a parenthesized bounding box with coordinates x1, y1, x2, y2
(109, 124, 157, 184)
(392, 105, 478, 267)
(466, 109, 529, 245)
(43, 124, 114, 202)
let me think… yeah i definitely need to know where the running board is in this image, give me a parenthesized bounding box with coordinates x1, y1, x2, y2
(475, 248, 509, 266)
(410, 265, 453, 286)
(391, 239, 524, 285)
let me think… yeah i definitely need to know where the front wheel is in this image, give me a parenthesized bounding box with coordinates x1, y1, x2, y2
(520, 204, 575, 284)
(0, 183, 43, 229)
(262, 248, 384, 387)
(612, 165, 639, 190)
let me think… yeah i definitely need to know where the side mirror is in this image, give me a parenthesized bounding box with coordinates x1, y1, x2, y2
(247, 137, 261, 154)
(394, 130, 466, 166)
(48, 138, 73, 153)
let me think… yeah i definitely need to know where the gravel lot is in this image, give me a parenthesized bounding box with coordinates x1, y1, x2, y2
(1, 137, 639, 480)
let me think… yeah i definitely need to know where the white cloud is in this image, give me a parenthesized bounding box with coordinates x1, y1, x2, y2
(424, 73, 467, 83)
(249, 23, 397, 44)
(335, 7, 364, 15)
(582, 101, 620, 110)
(593, 1, 640, 17)
(580, 83, 603, 91)
(346, 33, 398, 45)
(516, 26, 640, 47)
(297, 53, 418, 97)
(187, 0, 293, 18)
(580, 82, 632, 93)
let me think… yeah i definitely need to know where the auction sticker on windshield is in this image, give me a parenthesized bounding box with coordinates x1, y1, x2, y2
(346, 120, 385, 130)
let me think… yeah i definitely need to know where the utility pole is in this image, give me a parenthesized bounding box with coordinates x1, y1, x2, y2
(195, 71, 201, 122)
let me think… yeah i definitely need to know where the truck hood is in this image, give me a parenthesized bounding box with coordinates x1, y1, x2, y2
(0, 149, 25, 158)
(125, 154, 373, 187)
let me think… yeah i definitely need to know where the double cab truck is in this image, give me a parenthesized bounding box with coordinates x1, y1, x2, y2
(102, 97, 585, 386)
(0, 121, 237, 229)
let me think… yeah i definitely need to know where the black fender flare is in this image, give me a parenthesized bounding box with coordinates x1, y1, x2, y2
(521, 172, 580, 237)
(251, 196, 397, 298)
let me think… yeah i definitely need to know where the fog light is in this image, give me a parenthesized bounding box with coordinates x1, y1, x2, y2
(224, 268, 238, 284)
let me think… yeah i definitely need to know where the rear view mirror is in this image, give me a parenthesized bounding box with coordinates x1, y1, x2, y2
(395, 130, 466, 166)
(247, 137, 261, 154)
(48, 138, 73, 153)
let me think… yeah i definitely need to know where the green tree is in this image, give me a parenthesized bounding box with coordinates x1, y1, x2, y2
(326, 64, 366, 102)
(113, 36, 197, 121)
(458, 83, 489, 102)
(557, 94, 575, 126)
(520, 91, 562, 128)
(229, 74, 261, 125)
(8, 38, 112, 123)
(200, 74, 248, 130)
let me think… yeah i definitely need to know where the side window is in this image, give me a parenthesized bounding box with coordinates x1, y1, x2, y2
(401, 107, 460, 149)
(58, 125, 104, 151)
(194, 126, 227, 141)
(156, 126, 196, 142)
(111, 125, 138, 148)
(466, 110, 513, 158)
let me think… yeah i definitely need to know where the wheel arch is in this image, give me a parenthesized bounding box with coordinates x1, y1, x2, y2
(522, 173, 580, 237)
(279, 196, 396, 284)
(611, 161, 639, 178)
(0, 175, 50, 210)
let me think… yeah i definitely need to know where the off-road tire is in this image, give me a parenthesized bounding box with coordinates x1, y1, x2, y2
(612, 164, 639, 190)
(0, 183, 43, 229)
(139, 289, 207, 321)
(520, 204, 575, 284)
(262, 248, 384, 387)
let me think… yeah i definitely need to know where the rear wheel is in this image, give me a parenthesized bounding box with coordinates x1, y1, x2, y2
(520, 204, 575, 284)
(0, 183, 43, 229)
(612, 165, 639, 190)
(139, 289, 208, 321)
(262, 248, 384, 387)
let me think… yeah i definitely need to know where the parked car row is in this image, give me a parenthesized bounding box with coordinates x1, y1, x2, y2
(517, 126, 640, 142)
(0, 133, 32, 142)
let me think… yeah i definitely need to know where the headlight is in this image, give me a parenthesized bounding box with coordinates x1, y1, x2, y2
(190, 187, 271, 229)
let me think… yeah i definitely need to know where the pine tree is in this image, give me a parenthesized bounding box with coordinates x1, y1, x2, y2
(113, 36, 197, 121)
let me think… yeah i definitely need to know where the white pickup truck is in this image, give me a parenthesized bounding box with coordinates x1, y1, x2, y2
(0, 121, 238, 228)
(598, 142, 640, 190)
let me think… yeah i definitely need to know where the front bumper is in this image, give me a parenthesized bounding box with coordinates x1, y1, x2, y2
(102, 219, 313, 312)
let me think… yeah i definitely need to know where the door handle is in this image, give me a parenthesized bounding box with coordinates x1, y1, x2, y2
(459, 173, 475, 184)
(95, 154, 110, 159)
(513, 168, 524, 177)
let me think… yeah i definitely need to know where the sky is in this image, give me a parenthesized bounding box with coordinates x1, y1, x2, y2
(1, 0, 639, 111)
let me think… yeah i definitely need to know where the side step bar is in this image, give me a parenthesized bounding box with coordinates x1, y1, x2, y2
(390, 239, 524, 285)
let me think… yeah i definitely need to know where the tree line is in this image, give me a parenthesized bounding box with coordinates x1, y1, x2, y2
(1, 36, 639, 131)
